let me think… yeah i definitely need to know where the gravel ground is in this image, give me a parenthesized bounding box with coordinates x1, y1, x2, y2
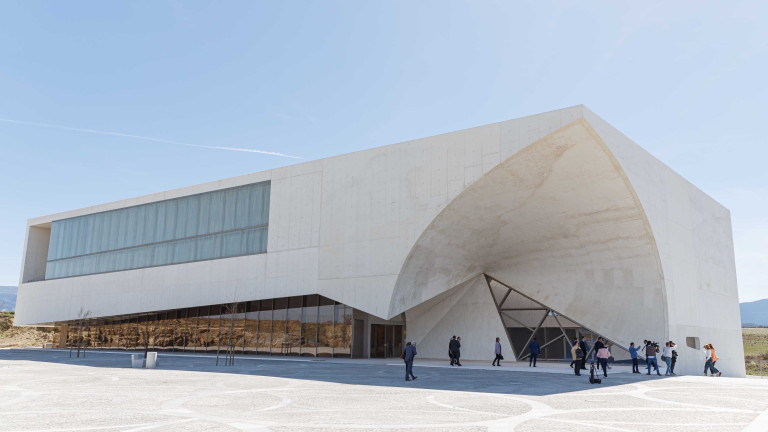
(1, 348, 767, 432)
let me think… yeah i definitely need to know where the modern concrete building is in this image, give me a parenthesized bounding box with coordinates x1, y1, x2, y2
(15, 106, 745, 376)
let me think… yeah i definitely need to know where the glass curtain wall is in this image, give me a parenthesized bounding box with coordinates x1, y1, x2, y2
(69, 295, 356, 358)
(45, 181, 270, 279)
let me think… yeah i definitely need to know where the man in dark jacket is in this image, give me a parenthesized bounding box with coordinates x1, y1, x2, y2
(404, 341, 417, 381)
(449, 336, 457, 366)
(449, 336, 462, 366)
(454, 337, 463, 366)
(529, 338, 540, 367)
(579, 336, 589, 370)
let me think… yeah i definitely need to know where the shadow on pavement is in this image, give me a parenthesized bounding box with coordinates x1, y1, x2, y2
(0, 348, 665, 396)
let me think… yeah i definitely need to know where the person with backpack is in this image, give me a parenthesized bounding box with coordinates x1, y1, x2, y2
(403, 341, 417, 381)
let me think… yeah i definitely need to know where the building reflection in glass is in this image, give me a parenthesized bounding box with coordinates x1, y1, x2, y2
(65, 294, 355, 358)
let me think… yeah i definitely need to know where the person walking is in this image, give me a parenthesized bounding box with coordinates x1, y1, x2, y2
(449, 336, 458, 366)
(669, 341, 678, 375)
(703, 343, 713, 376)
(579, 336, 589, 370)
(529, 338, 540, 367)
(492, 337, 503, 366)
(596, 345, 610, 377)
(571, 339, 582, 376)
(403, 341, 417, 381)
(645, 341, 661, 376)
(593, 337, 605, 370)
(629, 342, 641, 373)
(704, 344, 722, 377)
(710, 344, 721, 376)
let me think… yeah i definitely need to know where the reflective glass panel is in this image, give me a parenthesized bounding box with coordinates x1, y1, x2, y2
(45, 181, 270, 279)
(271, 298, 287, 355)
(317, 297, 334, 358)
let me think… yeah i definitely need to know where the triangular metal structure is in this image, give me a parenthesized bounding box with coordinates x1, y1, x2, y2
(484, 274, 626, 362)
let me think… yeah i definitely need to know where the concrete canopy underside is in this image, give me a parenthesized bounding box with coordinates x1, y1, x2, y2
(393, 119, 666, 362)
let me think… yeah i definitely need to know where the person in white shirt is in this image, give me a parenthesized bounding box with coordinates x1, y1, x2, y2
(662, 342, 673, 376)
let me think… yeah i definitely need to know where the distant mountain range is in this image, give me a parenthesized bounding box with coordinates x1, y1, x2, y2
(0, 286, 16, 312)
(741, 299, 768, 327)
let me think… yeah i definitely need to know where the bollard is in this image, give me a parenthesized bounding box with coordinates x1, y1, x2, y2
(130, 354, 144, 369)
(145, 352, 158, 369)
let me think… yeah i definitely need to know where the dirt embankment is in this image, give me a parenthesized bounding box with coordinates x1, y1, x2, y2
(0, 312, 57, 348)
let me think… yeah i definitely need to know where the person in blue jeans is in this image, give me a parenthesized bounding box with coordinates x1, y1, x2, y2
(529, 338, 540, 367)
(403, 341, 417, 381)
(628, 342, 641, 373)
(645, 341, 661, 376)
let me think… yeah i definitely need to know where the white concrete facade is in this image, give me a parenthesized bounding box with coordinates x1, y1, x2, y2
(15, 106, 744, 376)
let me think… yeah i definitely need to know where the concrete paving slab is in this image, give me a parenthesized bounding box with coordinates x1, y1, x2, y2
(1, 348, 767, 431)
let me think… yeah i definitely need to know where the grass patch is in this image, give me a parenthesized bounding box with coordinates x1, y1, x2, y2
(743, 328, 768, 376)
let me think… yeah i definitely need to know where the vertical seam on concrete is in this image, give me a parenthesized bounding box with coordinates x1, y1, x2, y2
(579, 118, 670, 343)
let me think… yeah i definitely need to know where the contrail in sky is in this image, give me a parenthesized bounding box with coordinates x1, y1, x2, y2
(0, 117, 303, 159)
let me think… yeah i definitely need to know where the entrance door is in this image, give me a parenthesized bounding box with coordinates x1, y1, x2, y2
(352, 319, 364, 358)
(370, 324, 403, 358)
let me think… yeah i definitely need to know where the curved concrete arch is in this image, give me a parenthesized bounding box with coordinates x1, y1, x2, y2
(388, 119, 668, 351)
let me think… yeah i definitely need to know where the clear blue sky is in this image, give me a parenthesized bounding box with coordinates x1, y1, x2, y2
(1, 2, 766, 301)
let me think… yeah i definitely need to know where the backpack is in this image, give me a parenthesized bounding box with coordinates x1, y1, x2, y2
(575, 348, 584, 358)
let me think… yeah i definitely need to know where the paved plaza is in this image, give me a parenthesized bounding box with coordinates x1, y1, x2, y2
(1, 349, 767, 432)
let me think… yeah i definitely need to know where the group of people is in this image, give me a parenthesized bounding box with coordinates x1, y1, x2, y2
(627, 340, 678, 376)
(569, 336, 610, 377)
(703, 343, 722, 377)
(401, 335, 725, 381)
(571, 337, 679, 378)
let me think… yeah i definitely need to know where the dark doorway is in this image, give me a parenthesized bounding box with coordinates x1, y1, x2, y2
(352, 319, 364, 358)
(370, 324, 403, 358)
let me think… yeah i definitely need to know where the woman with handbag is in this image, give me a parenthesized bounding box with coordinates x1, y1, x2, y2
(662, 342, 673, 375)
(492, 337, 503, 366)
